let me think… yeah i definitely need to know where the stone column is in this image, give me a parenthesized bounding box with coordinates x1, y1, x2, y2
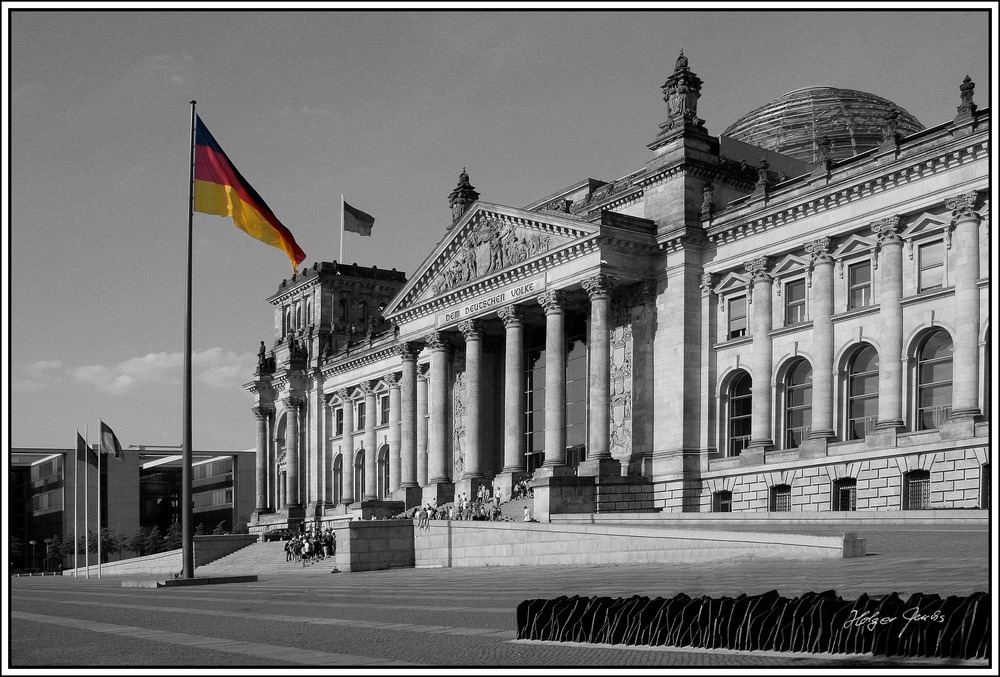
(416, 370, 429, 486)
(873, 216, 905, 429)
(281, 397, 301, 507)
(361, 382, 377, 500)
(276, 472, 285, 509)
(807, 238, 836, 439)
(386, 374, 401, 493)
(458, 320, 484, 478)
(948, 192, 983, 419)
(426, 332, 451, 484)
(253, 406, 272, 511)
(498, 304, 526, 473)
(538, 290, 568, 468)
(582, 274, 618, 461)
(745, 257, 774, 450)
(338, 389, 355, 505)
(398, 344, 419, 488)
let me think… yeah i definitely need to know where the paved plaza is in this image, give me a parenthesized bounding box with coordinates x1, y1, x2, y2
(7, 523, 992, 669)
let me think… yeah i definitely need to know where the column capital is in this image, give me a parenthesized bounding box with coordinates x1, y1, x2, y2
(582, 274, 619, 300)
(357, 381, 375, 398)
(743, 255, 772, 283)
(280, 395, 301, 411)
(382, 372, 399, 390)
(537, 289, 568, 314)
(334, 388, 351, 404)
(252, 405, 273, 420)
(872, 215, 902, 246)
(497, 303, 525, 328)
(805, 236, 834, 266)
(396, 341, 421, 361)
(947, 191, 981, 226)
(424, 330, 451, 351)
(458, 319, 483, 341)
(417, 371, 429, 384)
(699, 272, 716, 296)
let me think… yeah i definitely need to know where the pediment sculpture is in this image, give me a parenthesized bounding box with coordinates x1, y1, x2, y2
(432, 216, 551, 295)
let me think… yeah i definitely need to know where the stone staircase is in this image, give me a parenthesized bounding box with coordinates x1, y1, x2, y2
(195, 541, 340, 576)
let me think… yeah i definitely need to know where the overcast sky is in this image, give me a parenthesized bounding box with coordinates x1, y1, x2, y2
(5, 6, 994, 452)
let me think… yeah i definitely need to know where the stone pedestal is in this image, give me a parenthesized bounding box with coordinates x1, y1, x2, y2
(738, 449, 766, 467)
(347, 500, 406, 521)
(864, 426, 899, 450)
(576, 457, 622, 478)
(530, 474, 596, 523)
(392, 486, 423, 510)
(492, 470, 530, 504)
(421, 482, 455, 509)
(454, 476, 494, 505)
(795, 437, 829, 459)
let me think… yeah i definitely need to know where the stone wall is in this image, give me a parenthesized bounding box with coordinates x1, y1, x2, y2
(334, 520, 414, 572)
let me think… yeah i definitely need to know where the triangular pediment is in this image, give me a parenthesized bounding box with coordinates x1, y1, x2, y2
(901, 211, 949, 240)
(713, 271, 749, 297)
(771, 253, 809, 278)
(831, 234, 875, 260)
(384, 202, 598, 318)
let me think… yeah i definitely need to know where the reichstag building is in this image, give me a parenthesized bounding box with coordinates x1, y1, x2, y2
(246, 52, 990, 530)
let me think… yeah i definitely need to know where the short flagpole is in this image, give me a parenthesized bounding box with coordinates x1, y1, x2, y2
(181, 101, 197, 578)
(73, 431, 78, 577)
(340, 194, 345, 263)
(84, 423, 89, 579)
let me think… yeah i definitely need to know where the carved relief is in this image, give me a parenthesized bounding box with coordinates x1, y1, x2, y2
(744, 256, 772, 282)
(872, 215, 902, 246)
(432, 216, 552, 295)
(947, 191, 980, 225)
(805, 236, 834, 266)
(452, 370, 466, 479)
(609, 295, 634, 460)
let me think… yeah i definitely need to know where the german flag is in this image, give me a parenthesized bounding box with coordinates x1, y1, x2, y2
(194, 116, 306, 271)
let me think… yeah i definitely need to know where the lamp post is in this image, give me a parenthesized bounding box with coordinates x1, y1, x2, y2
(43, 538, 52, 573)
(28, 540, 37, 573)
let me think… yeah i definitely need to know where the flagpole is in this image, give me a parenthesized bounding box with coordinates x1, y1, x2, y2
(181, 101, 197, 578)
(340, 194, 345, 263)
(84, 424, 89, 579)
(73, 431, 78, 578)
(97, 420, 102, 579)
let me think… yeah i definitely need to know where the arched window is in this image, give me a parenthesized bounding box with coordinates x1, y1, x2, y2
(354, 450, 365, 502)
(338, 298, 349, 323)
(377, 445, 389, 500)
(785, 360, 812, 449)
(728, 372, 752, 457)
(712, 490, 732, 513)
(770, 484, 791, 512)
(358, 300, 369, 325)
(833, 478, 856, 511)
(306, 300, 313, 326)
(848, 345, 879, 440)
(917, 330, 953, 430)
(903, 470, 930, 510)
(981, 463, 990, 510)
(332, 455, 343, 505)
(295, 304, 302, 329)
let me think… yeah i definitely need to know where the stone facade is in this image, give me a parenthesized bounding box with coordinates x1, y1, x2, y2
(246, 54, 989, 526)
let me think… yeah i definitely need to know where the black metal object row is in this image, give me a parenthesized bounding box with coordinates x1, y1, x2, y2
(516, 591, 989, 659)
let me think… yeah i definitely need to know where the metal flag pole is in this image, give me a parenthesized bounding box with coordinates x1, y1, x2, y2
(84, 423, 90, 579)
(340, 193, 345, 263)
(73, 430, 78, 578)
(97, 420, 102, 579)
(181, 100, 197, 578)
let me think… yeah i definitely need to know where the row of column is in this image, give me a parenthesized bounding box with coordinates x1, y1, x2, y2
(253, 273, 623, 510)
(740, 195, 982, 452)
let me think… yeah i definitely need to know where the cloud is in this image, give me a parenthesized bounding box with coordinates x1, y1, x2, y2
(12, 360, 65, 392)
(65, 348, 255, 395)
(143, 54, 191, 87)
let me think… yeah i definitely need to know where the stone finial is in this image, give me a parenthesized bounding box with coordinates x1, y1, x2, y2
(756, 158, 770, 186)
(744, 256, 771, 282)
(947, 191, 981, 226)
(881, 108, 900, 145)
(657, 49, 703, 131)
(674, 49, 689, 72)
(956, 75, 977, 119)
(497, 304, 524, 328)
(447, 168, 480, 227)
(818, 136, 832, 164)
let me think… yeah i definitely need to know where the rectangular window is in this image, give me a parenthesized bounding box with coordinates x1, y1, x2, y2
(712, 491, 732, 513)
(904, 472, 930, 510)
(833, 479, 856, 511)
(848, 261, 872, 309)
(728, 296, 747, 339)
(356, 402, 366, 431)
(770, 485, 791, 512)
(918, 241, 945, 292)
(785, 279, 806, 325)
(334, 408, 344, 436)
(380, 396, 390, 425)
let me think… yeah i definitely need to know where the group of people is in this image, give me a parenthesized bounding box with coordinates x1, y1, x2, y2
(512, 479, 532, 500)
(283, 528, 336, 567)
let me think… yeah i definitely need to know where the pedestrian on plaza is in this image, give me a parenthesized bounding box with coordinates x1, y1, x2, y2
(495, 486, 502, 507)
(523, 505, 531, 522)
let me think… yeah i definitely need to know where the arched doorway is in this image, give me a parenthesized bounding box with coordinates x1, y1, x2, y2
(377, 444, 390, 499)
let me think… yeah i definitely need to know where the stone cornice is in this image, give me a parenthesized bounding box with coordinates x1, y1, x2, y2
(705, 132, 988, 245)
(319, 342, 400, 379)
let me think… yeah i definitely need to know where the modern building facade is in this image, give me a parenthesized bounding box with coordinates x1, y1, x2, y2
(10, 446, 255, 570)
(247, 53, 990, 529)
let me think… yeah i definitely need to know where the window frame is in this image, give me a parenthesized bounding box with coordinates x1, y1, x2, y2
(784, 278, 807, 326)
(334, 408, 344, 437)
(832, 478, 857, 512)
(902, 470, 930, 510)
(847, 260, 873, 310)
(770, 484, 792, 512)
(712, 490, 733, 513)
(915, 329, 954, 431)
(379, 394, 391, 426)
(846, 345, 879, 440)
(727, 295, 748, 340)
(356, 401, 367, 431)
(917, 239, 946, 292)
(783, 359, 812, 449)
(727, 371, 752, 457)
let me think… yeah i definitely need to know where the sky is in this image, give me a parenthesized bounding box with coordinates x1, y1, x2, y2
(5, 5, 995, 453)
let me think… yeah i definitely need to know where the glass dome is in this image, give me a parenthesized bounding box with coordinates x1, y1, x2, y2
(722, 86, 924, 164)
